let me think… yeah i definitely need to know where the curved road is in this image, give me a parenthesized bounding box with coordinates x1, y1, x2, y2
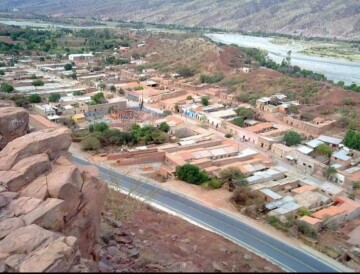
(73, 156, 346, 272)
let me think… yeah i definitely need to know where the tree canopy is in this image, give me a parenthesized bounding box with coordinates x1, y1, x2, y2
(48, 93, 61, 102)
(159, 122, 170, 133)
(283, 131, 301, 146)
(315, 143, 333, 158)
(201, 96, 209, 106)
(176, 164, 209, 185)
(344, 129, 360, 150)
(32, 79, 44, 86)
(0, 83, 14, 93)
(91, 92, 105, 104)
(64, 63, 73, 71)
(29, 93, 41, 103)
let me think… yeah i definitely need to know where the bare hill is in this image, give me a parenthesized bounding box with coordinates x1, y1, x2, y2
(1, 0, 359, 39)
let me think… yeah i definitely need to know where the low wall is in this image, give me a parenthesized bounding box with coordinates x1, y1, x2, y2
(108, 148, 158, 160)
(161, 140, 223, 153)
(116, 151, 165, 166)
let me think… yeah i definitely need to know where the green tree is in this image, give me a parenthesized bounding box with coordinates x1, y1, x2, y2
(163, 110, 172, 117)
(110, 85, 116, 92)
(283, 131, 301, 146)
(98, 82, 106, 90)
(203, 178, 222, 189)
(0, 70, 4, 76)
(90, 122, 109, 132)
(344, 129, 360, 150)
(48, 93, 61, 102)
(315, 143, 333, 158)
(159, 122, 170, 133)
(298, 208, 311, 217)
(11, 94, 29, 108)
(91, 92, 105, 104)
(177, 66, 196, 77)
(64, 63, 73, 71)
(235, 107, 255, 119)
(29, 93, 41, 103)
(232, 117, 244, 127)
(176, 164, 209, 185)
(1, 83, 14, 93)
(32, 80, 44, 86)
(220, 167, 247, 186)
(324, 166, 337, 180)
(201, 96, 209, 106)
(81, 136, 101, 151)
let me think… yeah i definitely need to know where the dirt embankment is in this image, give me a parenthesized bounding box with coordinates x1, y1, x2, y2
(98, 189, 283, 272)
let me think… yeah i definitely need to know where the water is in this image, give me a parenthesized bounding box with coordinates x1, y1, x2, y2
(205, 33, 360, 85)
(0, 19, 108, 30)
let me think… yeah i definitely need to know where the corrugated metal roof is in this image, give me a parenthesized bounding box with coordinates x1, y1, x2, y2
(318, 135, 342, 145)
(297, 145, 314, 155)
(260, 188, 282, 200)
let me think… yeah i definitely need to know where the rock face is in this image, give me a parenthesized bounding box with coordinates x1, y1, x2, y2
(0, 107, 29, 150)
(0, 107, 108, 272)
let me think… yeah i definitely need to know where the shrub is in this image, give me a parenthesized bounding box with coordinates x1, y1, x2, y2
(32, 80, 44, 86)
(298, 208, 311, 217)
(159, 122, 170, 133)
(342, 98, 355, 106)
(232, 117, 244, 127)
(225, 133, 233, 138)
(235, 107, 255, 119)
(200, 72, 224, 84)
(89, 122, 109, 132)
(29, 93, 41, 103)
(0, 83, 14, 93)
(295, 220, 318, 239)
(300, 112, 314, 121)
(11, 94, 29, 108)
(163, 110, 172, 117)
(232, 186, 264, 207)
(283, 131, 301, 146)
(176, 164, 209, 185)
(186, 95, 193, 100)
(177, 66, 196, 77)
(64, 63, 73, 71)
(81, 136, 101, 151)
(315, 143, 332, 158)
(48, 93, 61, 102)
(207, 178, 222, 189)
(201, 96, 209, 106)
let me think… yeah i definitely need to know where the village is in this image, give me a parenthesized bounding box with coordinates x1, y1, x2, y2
(1, 34, 360, 269)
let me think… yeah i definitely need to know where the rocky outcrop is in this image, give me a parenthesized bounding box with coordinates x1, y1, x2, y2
(0, 107, 108, 272)
(0, 107, 29, 150)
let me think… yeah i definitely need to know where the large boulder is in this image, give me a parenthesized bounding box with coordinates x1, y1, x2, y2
(0, 225, 59, 258)
(0, 153, 51, 192)
(0, 107, 29, 150)
(19, 236, 79, 272)
(0, 127, 72, 171)
(63, 171, 108, 259)
(47, 157, 83, 222)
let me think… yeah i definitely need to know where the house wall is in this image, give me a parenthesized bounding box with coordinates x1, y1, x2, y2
(116, 152, 165, 166)
(161, 140, 223, 153)
(283, 116, 335, 136)
(107, 148, 158, 160)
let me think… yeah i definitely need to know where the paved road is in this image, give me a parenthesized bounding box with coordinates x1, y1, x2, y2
(73, 156, 345, 272)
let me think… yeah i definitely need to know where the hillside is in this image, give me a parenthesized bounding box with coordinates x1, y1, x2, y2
(1, 0, 359, 39)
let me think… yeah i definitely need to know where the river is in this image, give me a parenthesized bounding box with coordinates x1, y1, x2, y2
(0, 19, 108, 30)
(205, 33, 360, 85)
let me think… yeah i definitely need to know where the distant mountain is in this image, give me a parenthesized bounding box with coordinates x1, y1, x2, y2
(1, 0, 359, 39)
